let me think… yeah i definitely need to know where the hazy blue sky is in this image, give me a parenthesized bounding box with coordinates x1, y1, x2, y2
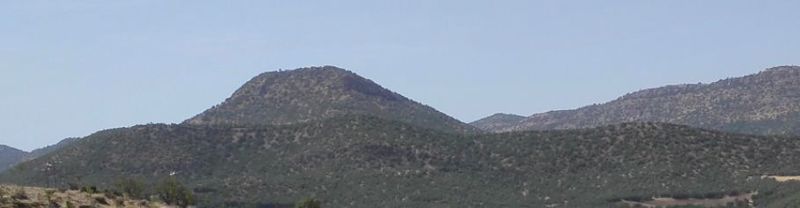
(2, 1, 799, 150)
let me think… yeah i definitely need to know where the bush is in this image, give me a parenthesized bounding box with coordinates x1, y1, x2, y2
(80, 186, 98, 194)
(12, 188, 28, 200)
(156, 177, 195, 208)
(294, 197, 321, 208)
(67, 183, 80, 191)
(115, 178, 145, 199)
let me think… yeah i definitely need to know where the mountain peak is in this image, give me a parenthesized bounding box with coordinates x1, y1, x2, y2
(185, 66, 476, 133)
(240, 65, 404, 102)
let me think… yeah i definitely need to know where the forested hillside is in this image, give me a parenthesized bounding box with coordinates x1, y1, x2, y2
(5, 115, 800, 207)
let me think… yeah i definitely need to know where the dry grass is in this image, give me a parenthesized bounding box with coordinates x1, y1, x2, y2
(0, 184, 172, 208)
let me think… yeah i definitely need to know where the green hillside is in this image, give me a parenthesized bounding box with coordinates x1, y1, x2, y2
(5, 115, 800, 207)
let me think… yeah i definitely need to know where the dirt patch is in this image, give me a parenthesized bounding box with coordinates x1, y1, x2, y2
(764, 175, 800, 182)
(621, 192, 756, 208)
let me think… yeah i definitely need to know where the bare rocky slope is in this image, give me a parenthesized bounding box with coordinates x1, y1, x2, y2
(480, 66, 800, 135)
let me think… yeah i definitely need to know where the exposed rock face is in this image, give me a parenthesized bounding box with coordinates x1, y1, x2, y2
(495, 66, 800, 135)
(185, 66, 477, 133)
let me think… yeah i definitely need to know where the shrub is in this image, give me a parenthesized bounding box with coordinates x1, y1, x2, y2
(294, 197, 321, 208)
(12, 188, 28, 200)
(80, 186, 98, 194)
(114, 178, 145, 199)
(156, 177, 195, 208)
(67, 183, 80, 191)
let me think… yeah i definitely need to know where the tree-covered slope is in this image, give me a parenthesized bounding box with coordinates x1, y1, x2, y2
(184, 66, 477, 134)
(495, 66, 800, 135)
(4, 115, 800, 207)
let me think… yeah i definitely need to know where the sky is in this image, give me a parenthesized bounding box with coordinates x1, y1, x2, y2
(1, 1, 799, 151)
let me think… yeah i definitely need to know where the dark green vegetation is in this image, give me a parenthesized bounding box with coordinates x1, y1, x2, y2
(294, 197, 321, 208)
(4, 115, 800, 207)
(755, 181, 800, 208)
(0, 145, 26, 172)
(184, 66, 477, 134)
(156, 177, 196, 207)
(483, 66, 800, 136)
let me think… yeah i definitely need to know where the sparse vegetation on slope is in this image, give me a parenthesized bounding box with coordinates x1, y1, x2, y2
(4, 115, 800, 207)
(492, 66, 800, 136)
(184, 66, 477, 134)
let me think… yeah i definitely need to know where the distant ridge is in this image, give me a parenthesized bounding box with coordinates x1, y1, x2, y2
(469, 113, 525, 132)
(480, 66, 800, 135)
(0, 145, 26, 172)
(185, 66, 477, 133)
(0, 138, 81, 173)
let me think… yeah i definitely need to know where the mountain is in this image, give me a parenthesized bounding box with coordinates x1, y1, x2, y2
(24, 137, 81, 161)
(5, 115, 800, 207)
(492, 66, 800, 135)
(0, 145, 26, 172)
(0, 138, 81, 174)
(469, 113, 526, 132)
(7, 66, 800, 207)
(184, 66, 477, 134)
